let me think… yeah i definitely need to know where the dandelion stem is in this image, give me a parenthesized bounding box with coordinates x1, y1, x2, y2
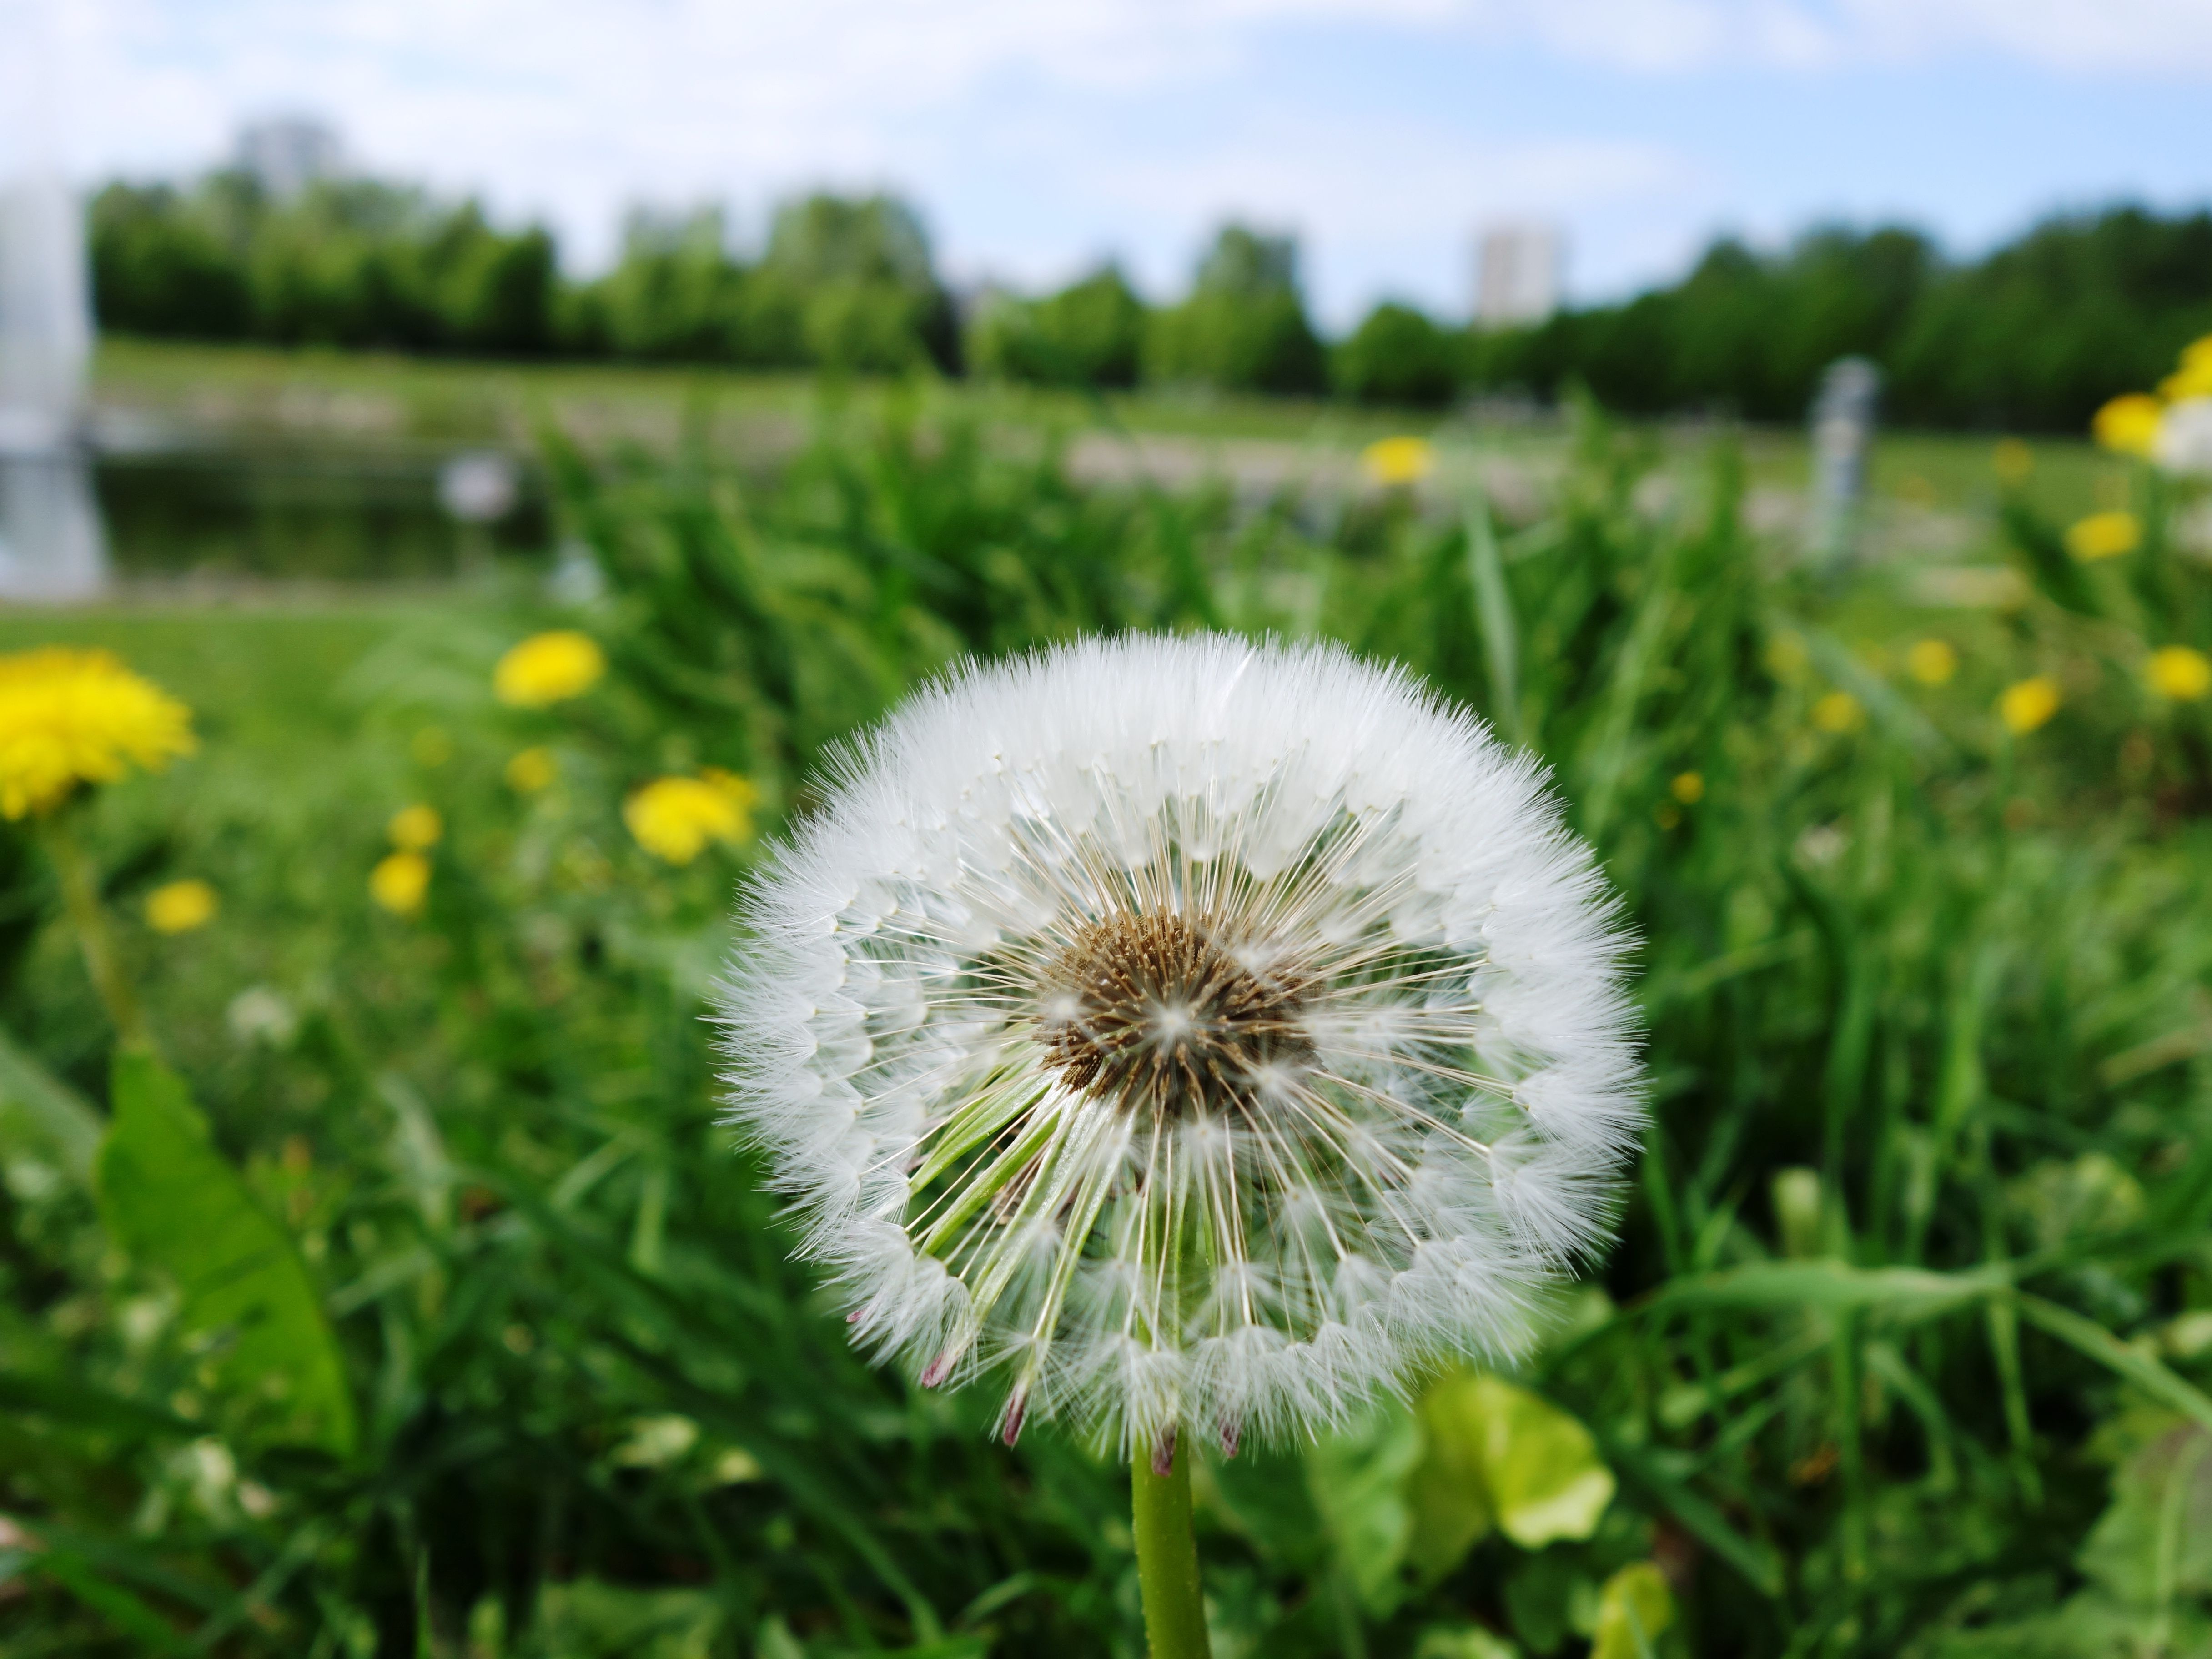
(43, 816, 149, 1051)
(1131, 1432, 1211, 1659)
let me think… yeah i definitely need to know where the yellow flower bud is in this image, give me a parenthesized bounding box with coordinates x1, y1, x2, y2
(2065, 510, 2142, 562)
(494, 631, 606, 709)
(2147, 645, 2212, 702)
(1905, 639, 1957, 686)
(505, 746, 558, 793)
(145, 879, 218, 935)
(387, 804, 443, 850)
(371, 850, 432, 916)
(1811, 691, 1863, 734)
(1998, 675, 2061, 735)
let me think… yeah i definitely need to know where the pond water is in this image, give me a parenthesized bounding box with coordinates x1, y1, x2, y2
(92, 440, 554, 583)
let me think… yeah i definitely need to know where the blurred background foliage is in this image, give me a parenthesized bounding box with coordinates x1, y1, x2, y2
(87, 168, 2212, 428)
(5, 390, 2212, 1657)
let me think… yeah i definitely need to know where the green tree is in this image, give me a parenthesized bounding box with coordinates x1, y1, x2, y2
(968, 265, 1147, 388)
(1144, 224, 1325, 395)
(1334, 300, 1458, 407)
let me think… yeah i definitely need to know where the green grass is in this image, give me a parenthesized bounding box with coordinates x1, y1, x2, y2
(95, 337, 2114, 525)
(5, 399, 2209, 1659)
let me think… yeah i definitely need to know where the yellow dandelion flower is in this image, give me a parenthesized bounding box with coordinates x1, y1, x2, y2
(624, 771, 760, 866)
(2147, 645, 2212, 702)
(494, 630, 606, 709)
(1998, 675, 2061, 735)
(1905, 639, 1958, 686)
(2161, 336, 2212, 402)
(387, 804, 443, 850)
(505, 746, 558, 793)
(1765, 631, 1811, 684)
(0, 648, 196, 820)
(145, 879, 217, 935)
(1361, 436, 1434, 488)
(1669, 771, 1704, 804)
(1811, 691, 1864, 734)
(2092, 394, 2164, 458)
(370, 850, 432, 916)
(1991, 439, 2033, 484)
(2065, 510, 2142, 562)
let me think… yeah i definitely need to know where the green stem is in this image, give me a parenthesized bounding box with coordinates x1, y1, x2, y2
(43, 815, 149, 1051)
(1131, 1433, 1211, 1659)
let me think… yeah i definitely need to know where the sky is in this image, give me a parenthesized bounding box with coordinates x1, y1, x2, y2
(17, 0, 2212, 328)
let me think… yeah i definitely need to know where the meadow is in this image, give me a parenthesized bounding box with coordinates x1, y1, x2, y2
(4, 370, 2211, 1659)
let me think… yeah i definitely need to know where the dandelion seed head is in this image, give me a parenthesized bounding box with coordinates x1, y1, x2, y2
(716, 635, 1642, 1453)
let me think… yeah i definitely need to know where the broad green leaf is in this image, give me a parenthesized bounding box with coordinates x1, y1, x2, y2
(2077, 1419, 2212, 1605)
(1464, 491, 1523, 746)
(536, 1578, 725, 1659)
(1590, 1563, 1674, 1659)
(2015, 1294, 2212, 1436)
(1407, 1371, 1498, 1579)
(0, 1022, 102, 1184)
(1646, 1258, 2007, 1320)
(1306, 1407, 1422, 1612)
(1464, 1376, 1616, 1548)
(1416, 1623, 1523, 1659)
(93, 1050, 357, 1457)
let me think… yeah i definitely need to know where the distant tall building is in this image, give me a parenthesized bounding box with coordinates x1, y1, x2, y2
(236, 116, 343, 199)
(1474, 222, 1562, 327)
(0, 0, 107, 598)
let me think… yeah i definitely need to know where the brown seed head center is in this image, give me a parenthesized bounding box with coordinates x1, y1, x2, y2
(1035, 910, 1311, 1115)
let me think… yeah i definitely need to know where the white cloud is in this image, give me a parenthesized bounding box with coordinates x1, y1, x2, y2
(15, 0, 2207, 322)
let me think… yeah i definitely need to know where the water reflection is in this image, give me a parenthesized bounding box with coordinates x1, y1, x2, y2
(91, 441, 549, 583)
(0, 447, 106, 599)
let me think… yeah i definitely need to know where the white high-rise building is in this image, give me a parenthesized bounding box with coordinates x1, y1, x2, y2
(236, 116, 344, 199)
(1474, 222, 1563, 328)
(0, 0, 106, 599)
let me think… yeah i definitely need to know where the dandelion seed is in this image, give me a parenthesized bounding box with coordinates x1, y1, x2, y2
(2157, 399, 2212, 478)
(0, 648, 195, 820)
(716, 636, 1642, 1457)
(494, 631, 605, 709)
(145, 879, 217, 935)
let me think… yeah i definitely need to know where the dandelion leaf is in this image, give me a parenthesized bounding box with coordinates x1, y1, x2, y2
(1306, 1407, 1423, 1613)
(2078, 1418, 2212, 1605)
(93, 1050, 357, 1457)
(534, 1579, 725, 1659)
(1442, 1373, 1615, 1549)
(1589, 1563, 1674, 1659)
(1407, 1371, 1498, 1579)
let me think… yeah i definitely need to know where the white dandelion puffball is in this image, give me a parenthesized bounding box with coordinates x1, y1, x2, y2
(2157, 397, 2212, 478)
(717, 635, 1641, 1457)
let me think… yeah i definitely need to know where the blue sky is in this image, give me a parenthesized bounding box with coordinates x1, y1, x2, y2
(30, 0, 2212, 328)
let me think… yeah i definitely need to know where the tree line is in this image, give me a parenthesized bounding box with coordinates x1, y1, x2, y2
(90, 170, 2212, 430)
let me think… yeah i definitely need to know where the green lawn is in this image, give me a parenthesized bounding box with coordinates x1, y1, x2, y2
(95, 337, 2116, 526)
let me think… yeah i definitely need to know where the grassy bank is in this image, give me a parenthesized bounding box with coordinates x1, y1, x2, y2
(5, 402, 2208, 1657)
